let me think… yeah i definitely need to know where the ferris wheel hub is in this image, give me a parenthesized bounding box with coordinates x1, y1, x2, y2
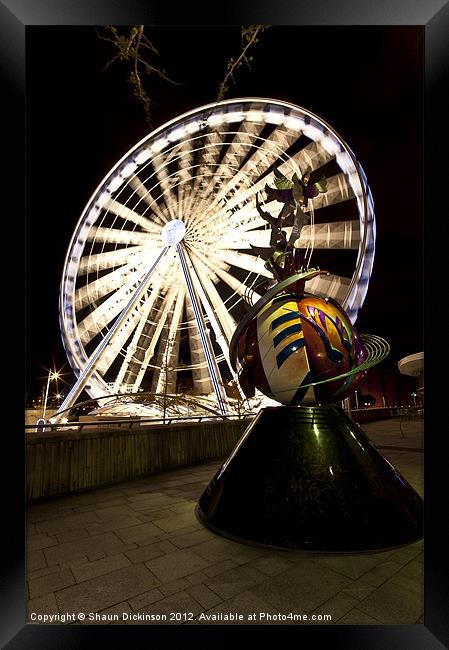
(161, 219, 186, 245)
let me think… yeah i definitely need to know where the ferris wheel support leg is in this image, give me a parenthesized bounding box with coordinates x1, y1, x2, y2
(177, 243, 229, 417)
(54, 247, 170, 422)
(182, 246, 238, 385)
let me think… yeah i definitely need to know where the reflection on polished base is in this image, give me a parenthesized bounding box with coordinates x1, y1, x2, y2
(197, 406, 423, 552)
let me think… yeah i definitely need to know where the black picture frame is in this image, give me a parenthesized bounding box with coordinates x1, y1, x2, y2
(3, 1, 448, 648)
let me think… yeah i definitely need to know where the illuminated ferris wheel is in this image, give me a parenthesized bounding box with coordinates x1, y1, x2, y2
(56, 97, 375, 418)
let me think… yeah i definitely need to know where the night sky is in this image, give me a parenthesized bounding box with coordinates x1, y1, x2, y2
(26, 25, 423, 396)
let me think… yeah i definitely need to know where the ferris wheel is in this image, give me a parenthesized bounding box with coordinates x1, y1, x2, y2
(56, 97, 375, 419)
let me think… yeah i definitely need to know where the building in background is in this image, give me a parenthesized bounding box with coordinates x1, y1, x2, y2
(398, 352, 424, 406)
(354, 361, 419, 408)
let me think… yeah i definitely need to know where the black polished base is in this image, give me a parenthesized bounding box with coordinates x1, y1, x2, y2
(197, 406, 423, 552)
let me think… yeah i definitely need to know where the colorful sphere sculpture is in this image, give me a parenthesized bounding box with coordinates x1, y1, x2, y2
(235, 279, 368, 406)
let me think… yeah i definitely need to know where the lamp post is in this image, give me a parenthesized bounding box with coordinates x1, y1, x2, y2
(42, 371, 60, 420)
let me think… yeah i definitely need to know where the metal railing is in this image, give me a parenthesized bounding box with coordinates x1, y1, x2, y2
(25, 412, 256, 434)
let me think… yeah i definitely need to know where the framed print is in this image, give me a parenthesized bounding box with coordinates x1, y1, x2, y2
(2, 1, 448, 648)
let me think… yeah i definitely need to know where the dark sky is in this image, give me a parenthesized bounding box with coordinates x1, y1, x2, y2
(26, 25, 423, 395)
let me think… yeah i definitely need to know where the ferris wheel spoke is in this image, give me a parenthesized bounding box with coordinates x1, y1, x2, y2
(178, 244, 229, 414)
(212, 205, 271, 237)
(195, 123, 265, 208)
(77, 270, 149, 345)
(77, 246, 145, 275)
(175, 136, 219, 223)
(310, 172, 355, 209)
(74, 261, 146, 310)
(151, 161, 183, 221)
(219, 250, 272, 278)
(205, 127, 296, 215)
(217, 219, 360, 252)
(186, 251, 237, 344)
(212, 171, 357, 243)
(77, 248, 172, 346)
(188, 246, 262, 306)
(151, 285, 186, 396)
(131, 286, 178, 391)
(87, 226, 155, 247)
(175, 141, 194, 216)
(99, 256, 176, 382)
(127, 175, 168, 226)
(183, 249, 235, 373)
(210, 143, 314, 220)
(296, 220, 360, 250)
(290, 141, 335, 175)
(218, 228, 271, 250)
(305, 273, 352, 305)
(104, 198, 162, 234)
(57, 246, 170, 415)
(95, 305, 143, 377)
(184, 301, 214, 396)
(110, 276, 171, 390)
(206, 174, 277, 224)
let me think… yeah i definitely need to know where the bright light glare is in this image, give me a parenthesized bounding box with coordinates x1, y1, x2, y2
(167, 126, 187, 142)
(223, 111, 245, 123)
(284, 115, 304, 131)
(135, 149, 152, 165)
(122, 162, 138, 178)
(207, 114, 224, 127)
(246, 110, 265, 123)
(96, 192, 110, 209)
(151, 138, 168, 153)
(107, 176, 123, 193)
(265, 110, 284, 125)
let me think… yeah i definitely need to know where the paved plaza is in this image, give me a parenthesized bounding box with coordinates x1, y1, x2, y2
(26, 417, 424, 626)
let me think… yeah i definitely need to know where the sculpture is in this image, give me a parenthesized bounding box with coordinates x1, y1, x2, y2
(197, 131, 423, 553)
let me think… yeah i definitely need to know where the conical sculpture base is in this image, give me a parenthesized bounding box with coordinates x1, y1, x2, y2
(197, 406, 423, 552)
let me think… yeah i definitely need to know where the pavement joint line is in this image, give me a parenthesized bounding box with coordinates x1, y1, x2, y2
(376, 445, 423, 453)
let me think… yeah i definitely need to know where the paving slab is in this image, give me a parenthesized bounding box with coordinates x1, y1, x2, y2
(145, 548, 211, 583)
(128, 587, 165, 610)
(43, 532, 137, 566)
(27, 549, 48, 572)
(338, 607, 381, 624)
(131, 591, 203, 625)
(35, 511, 101, 535)
(310, 591, 359, 623)
(27, 592, 59, 622)
(29, 568, 76, 599)
(55, 563, 160, 613)
(311, 551, 393, 580)
(247, 561, 352, 613)
(204, 565, 268, 600)
(355, 578, 423, 624)
(71, 553, 131, 583)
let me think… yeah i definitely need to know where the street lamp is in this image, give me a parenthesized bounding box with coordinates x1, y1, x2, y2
(42, 370, 60, 420)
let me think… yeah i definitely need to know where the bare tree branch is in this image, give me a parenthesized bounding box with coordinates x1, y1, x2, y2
(217, 25, 269, 101)
(96, 25, 182, 125)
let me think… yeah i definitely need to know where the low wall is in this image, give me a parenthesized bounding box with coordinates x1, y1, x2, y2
(26, 418, 250, 501)
(350, 407, 394, 424)
(26, 408, 400, 501)
(25, 409, 57, 426)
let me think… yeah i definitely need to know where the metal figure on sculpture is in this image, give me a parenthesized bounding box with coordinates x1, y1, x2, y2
(232, 165, 388, 408)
